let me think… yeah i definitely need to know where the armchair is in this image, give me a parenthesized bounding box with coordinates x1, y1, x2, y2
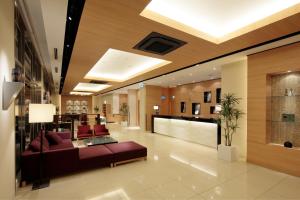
(77, 125, 93, 139)
(94, 124, 109, 137)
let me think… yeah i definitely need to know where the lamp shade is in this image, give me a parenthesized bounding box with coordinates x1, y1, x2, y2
(29, 104, 55, 123)
(153, 105, 159, 110)
(214, 104, 221, 113)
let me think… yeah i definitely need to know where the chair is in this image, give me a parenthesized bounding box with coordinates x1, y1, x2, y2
(94, 124, 109, 137)
(77, 125, 93, 139)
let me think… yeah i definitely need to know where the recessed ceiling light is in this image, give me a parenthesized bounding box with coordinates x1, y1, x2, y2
(68, 16, 72, 21)
(287, 70, 292, 73)
(140, 0, 300, 43)
(70, 91, 93, 96)
(213, 67, 217, 71)
(66, 44, 70, 48)
(73, 83, 111, 92)
(85, 48, 171, 82)
(189, 73, 193, 76)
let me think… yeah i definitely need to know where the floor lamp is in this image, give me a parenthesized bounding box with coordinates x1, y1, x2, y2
(29, 104, 55, 190)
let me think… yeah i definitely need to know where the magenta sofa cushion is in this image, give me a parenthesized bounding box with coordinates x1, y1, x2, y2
(50, 140, 73, 150)
(30, 138, 48, 152)
(47, 132, 63, 144)
(94, 132, 110, 137)
(94, 125, 108, 132)
(105, 141, 147, 162)
(78, 125, 91, 133)
(78, 145, 114, 170)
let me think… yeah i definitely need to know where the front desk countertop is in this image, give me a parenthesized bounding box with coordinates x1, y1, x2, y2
(152, 115, 221, 148)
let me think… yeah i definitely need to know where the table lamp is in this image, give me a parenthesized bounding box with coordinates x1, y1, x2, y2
(153, 105, 159, 115)
(29, 104, 55, 190)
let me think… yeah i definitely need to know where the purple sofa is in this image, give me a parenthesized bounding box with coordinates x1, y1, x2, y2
(21, 132, 147, 183)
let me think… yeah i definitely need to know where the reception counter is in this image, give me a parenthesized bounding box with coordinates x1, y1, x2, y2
(152, 115, 221, 148)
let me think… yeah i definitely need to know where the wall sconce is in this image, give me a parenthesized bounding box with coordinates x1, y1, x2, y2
(2, 77, 24, 110)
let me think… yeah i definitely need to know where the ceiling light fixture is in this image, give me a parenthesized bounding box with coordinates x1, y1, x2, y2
(70, 91, 93, 96)
(73, 83, 111, 92)
(141, 0, 300, 43)
(85, 48, 171, 82)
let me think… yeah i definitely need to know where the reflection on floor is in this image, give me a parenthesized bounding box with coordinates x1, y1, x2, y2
(16, 124, 300, 200)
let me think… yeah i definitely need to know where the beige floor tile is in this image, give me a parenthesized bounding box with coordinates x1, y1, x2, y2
(152, 180, 197, 200)
(201, 167, 287, 200)
(16, 124, 299, 200)
(256, 175, 300, 200)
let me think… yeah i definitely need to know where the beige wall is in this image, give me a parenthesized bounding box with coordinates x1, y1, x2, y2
(221, 59, 248, 159)
(138, 87, 146, 131)
(248, 42, 300, 176)
(0, 0, 16, 198)
(128, 89, 138, 126)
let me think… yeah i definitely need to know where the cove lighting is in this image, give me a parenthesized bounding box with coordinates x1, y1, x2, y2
(70, 91, 93, 96)
(141, 0, 300, 43)
(73, 83, 110, 92)
(84, 48, 171, 82)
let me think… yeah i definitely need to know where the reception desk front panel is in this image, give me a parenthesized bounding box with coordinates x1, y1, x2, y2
(152, 115, 220, 148)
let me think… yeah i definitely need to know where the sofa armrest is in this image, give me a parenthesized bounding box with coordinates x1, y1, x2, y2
(56, 131, 71, 139)
(21, 151, 41, 182)
(44, 147, 79, 177)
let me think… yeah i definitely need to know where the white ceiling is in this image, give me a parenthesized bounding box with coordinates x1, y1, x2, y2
(85, 48, 171, 82)
(73, 83, 111, 92)
(40, 0, 68, 91)
(22, 0, 67, 92)
(141, 0, 300, 43)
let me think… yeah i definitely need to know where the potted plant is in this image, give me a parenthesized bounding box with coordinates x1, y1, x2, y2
(217, 93, 243, 161)
(119, 103, 128, 126)
(94, 105, 99, 113)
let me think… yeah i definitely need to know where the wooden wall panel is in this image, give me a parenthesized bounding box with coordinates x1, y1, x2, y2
(170, 79, 221, 118)
(247, 42, 300, 176)
(61, 95, 93, 114)
(144, 79, 221, 131)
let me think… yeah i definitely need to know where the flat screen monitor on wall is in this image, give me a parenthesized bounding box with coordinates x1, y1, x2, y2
(192, 103, 201, 115)
(216, 88, 221, 103)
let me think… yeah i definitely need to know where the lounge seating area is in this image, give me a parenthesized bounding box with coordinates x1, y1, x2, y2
(21, 131, 147, 184)
(77, 124, 110, 139)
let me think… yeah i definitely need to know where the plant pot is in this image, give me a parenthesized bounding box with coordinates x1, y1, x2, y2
(121, 121, 128, 127)
(218, 144, 237, 162)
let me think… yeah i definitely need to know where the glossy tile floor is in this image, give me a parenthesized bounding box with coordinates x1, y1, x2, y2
(16, 124, 300, 200)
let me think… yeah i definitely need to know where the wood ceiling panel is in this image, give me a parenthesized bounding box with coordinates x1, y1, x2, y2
(63, 0, 300, 94)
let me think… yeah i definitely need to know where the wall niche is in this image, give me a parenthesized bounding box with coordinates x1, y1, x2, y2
(270, 72, 300, 147)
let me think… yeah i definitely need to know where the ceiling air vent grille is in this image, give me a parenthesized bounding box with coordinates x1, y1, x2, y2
(134, 32, 186, 55)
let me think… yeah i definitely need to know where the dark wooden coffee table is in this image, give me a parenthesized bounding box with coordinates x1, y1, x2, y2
(83, 136, 118, 146)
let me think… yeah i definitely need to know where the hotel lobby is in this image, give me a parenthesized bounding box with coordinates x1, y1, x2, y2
(1, 0, 300, 199)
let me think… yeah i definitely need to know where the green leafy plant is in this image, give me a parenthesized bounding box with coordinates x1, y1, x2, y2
(119, 103, 128, 122)
(217, 93, 243, 146)
(119, 103, 128, 116)
(94, 105, 99, 113)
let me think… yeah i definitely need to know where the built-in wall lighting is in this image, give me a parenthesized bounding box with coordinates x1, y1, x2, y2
(287, 70, 292, 73)
(84, 48, 170, 82)
(68, 16, 72, 21)
(66, 44, 70, 48)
